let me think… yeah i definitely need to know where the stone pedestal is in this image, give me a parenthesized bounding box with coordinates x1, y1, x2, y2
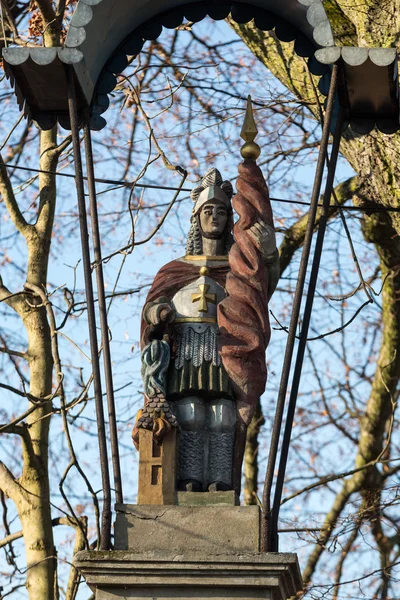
(74, 504, 303, 600)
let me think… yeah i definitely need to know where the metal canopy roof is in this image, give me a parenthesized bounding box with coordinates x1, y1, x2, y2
(1, 0, 399, 134)
(65, 0, 332, 104)
(315, 47, 399, 134)
(2, 0, 333, 129)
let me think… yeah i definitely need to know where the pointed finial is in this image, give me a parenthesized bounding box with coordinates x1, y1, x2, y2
(240, 95, 261, 160)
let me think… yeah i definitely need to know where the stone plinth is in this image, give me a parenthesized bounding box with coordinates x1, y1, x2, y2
(114, 504, 260, 553)
(75, 504, 303, 599)
(73, 550, 303, 600)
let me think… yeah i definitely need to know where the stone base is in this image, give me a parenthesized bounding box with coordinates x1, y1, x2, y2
(75, 504, 303, 599)
(74, 550, 303, 600)
(114, 504, 260, 553)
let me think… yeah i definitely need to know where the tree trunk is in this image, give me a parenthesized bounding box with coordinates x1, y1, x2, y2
(230, 2, 400, 231)
(19, 127, 58, 600)
(0, 127, 59, 599)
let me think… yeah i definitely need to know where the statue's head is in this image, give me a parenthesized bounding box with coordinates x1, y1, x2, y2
(198, 200, 229, 239)
(186, 168, 234, 255)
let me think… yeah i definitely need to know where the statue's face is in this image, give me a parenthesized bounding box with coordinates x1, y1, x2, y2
(199, 202, 229, 238)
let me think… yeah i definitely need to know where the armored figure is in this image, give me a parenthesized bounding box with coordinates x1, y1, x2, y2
(134, 162, 279, 495)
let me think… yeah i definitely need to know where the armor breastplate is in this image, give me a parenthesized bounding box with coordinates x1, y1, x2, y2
(172, 275, 226, 324)
(171, 275, 226, 368)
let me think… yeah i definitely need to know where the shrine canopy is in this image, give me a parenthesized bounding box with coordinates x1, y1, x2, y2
(2, 0, 399, 133)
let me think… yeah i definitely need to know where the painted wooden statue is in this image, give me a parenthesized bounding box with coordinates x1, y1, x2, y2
(133, 98, 279, 496)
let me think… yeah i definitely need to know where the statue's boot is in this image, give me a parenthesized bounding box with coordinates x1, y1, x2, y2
(207, 398, 236, 490)
(208, 480, 232, 492)
(172, 396, 206, 491)
(177, 430, 205, 488)
(177, 477, 203, 492)
(208, 431, 235, 490)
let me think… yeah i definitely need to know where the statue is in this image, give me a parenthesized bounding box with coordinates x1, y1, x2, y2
(133, 98, 279, 496)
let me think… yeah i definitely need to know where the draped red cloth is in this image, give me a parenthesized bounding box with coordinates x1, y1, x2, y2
(217, 160, 274, 490)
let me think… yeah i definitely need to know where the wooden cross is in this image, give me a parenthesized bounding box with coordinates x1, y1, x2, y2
(192, 283, 217, 312)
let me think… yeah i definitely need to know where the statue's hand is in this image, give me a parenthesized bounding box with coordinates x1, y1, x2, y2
(248, 220, 276, 258)
(248, 220, 280, 298)
(158, 305, 175, 324)
(144, 299, 175, 326)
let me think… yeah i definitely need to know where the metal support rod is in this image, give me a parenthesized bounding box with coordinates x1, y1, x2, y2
(270, 106, 344, 551)
(83, 116, 123, 505)
(261, 63, 339, 552)
(66, 67, 112, 550)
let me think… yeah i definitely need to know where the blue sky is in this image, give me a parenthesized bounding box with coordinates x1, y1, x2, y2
(0, 15, 390, 600)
